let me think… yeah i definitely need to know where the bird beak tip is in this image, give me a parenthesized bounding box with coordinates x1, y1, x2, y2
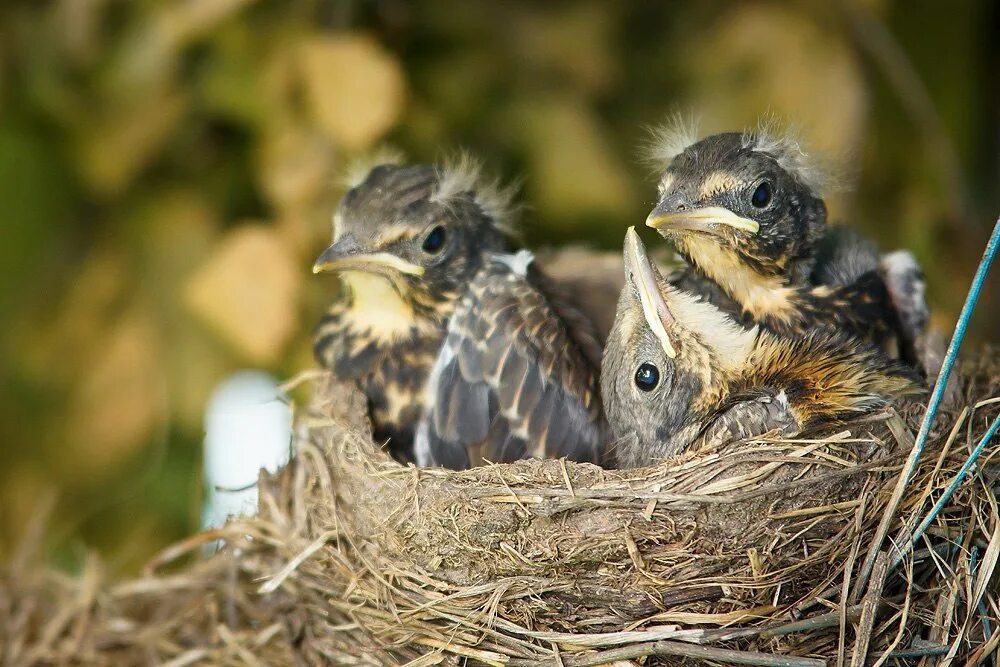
(644, 213, 666, 230)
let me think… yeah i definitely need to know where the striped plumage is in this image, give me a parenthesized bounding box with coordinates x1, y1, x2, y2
(313, 298, 443, 459)
(645, 128, 928, 364)
(313, 158, 605, 467)
(415, 251, 604, 469)
(602, 229, 920, 469)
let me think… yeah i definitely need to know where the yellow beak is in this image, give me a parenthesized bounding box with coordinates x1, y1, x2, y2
(623, 227, 677, 358)
(646, 205, 760, 235)
(312, 247, 425, 277)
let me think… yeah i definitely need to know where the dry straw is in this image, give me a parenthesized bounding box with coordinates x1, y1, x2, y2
(2, 350, 999, 666)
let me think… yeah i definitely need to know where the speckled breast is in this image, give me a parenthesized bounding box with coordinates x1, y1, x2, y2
(314, 304, 444, 461)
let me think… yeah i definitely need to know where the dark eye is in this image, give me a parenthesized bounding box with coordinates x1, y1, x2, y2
(751, 181, 772, 208)
(422, 225, 446, 253)
(634, 363, 660, 392)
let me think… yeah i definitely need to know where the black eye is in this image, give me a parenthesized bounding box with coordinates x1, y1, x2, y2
(422, 225, 446, 253)
(751, 181, 772, 208)
(634, 363, 660, 392)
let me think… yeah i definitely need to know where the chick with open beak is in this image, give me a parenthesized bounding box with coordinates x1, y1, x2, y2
(602, 228, 921, 469)
(645, 128, 929, 366)
(314, 157, 605, 467)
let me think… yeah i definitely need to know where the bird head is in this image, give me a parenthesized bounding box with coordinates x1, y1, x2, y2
(601, 227, 757, 465)
(645, 131, 827, 282)
(313, 158, 515, 321)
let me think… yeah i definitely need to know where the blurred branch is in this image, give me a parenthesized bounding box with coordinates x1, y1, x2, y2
(832, 0, 978, 231)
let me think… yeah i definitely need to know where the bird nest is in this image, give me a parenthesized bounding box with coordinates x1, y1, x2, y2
(4, 351, 1000, 666)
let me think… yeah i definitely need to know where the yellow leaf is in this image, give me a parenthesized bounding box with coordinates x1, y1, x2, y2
(299, 33, 406, 150)
(75, 86, 188, 196)
(65, 308, 166, 476)
(518, 98, 633, 220)
(184, 225, 301, 364)
(256, 126, 335, 214)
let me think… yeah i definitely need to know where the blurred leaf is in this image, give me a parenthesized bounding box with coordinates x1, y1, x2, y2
(0, 121, 74, 316)
(513, 2, 617, 94)
(74, 85, 188, 196)
(14, 247, 130, 387)
(127, 191, 232, 430)
(516, 97, 633, 221)
(256, 126, 335, 215)
(299, 33, 406, 150)
(52, 0, 109, 67)
(197, 20, 299, 129)
(64, 307, 166, 478)
(184, 225, 301, 364)
(158, 0, 259, 49)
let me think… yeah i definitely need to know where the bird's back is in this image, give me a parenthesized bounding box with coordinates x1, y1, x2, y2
(721, 329, 923, 430)
(415, 251, 605, 470)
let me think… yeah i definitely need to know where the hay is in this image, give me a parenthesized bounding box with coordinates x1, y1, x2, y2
(3, 352, 1000, 666)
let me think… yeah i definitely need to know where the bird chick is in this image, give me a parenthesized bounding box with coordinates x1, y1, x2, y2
(313, 159, 511, 460)
(644, 128, 927, 356)
(314, 157, 604, 467)
(602, 228, 921, 469)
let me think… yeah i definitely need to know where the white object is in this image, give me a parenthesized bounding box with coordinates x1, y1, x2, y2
(202, 371, 292, 529)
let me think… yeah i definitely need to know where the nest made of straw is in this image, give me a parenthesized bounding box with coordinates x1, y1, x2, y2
(3, 350, 1000, 666)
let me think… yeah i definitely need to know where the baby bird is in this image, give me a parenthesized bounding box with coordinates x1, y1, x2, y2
(313, 157, 603, 467)
(644, 126, 928, 360)
(601, 228, 920, 469)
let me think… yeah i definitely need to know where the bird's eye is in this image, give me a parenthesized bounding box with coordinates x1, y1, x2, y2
(751, 181, 772, 208)
(422, 225, 446, 253)
(634, 363, 660, 392)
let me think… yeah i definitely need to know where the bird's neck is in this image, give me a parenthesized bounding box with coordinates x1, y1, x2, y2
(677, 237, 799, 327)
(341, 271, 442, 341)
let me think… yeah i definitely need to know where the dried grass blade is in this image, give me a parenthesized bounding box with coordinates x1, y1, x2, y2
(854, 218, 1000, 598)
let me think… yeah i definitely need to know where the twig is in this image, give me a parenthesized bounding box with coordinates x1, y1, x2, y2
(970, 546, 994, 650)
(892, 415, 1000, 570)
(854, 218, 1000, 599)
(509, 641, 826, 667)
(852, 552, 890, 667)
(258, 529, 339, 594)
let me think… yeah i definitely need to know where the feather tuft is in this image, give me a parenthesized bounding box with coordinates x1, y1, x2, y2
(741, 117, 831, 194)
(431, 151, 520, 234)
(642, 112, 701, 172)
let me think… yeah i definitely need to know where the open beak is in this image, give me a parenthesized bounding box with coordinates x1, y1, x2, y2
(312, 239, 425, 276)
(623, 227, 677, 358)
(646, 203, 759, 236)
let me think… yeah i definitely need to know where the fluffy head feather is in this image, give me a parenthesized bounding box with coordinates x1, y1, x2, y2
(740, 117, 830, 194)
(645, 115, 832, 195)
(643, 112, 701, 170)
(430, 151, 520, 234)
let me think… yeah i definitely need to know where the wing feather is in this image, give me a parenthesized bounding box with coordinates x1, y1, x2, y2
(415, 253, 604, 469)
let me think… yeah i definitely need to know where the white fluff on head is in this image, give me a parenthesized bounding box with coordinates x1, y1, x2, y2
(431, 151, 519, 234)
(643, 112, 701, 170)
(740, 117, 829, 194)
(643, 114, 833, 195)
